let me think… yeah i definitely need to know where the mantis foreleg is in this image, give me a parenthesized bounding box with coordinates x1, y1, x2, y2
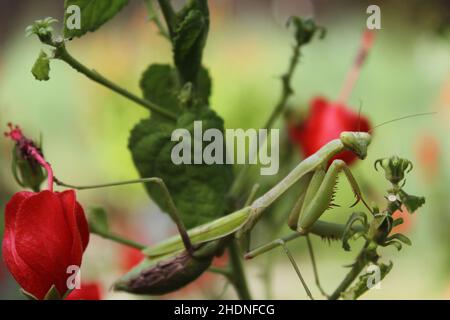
(294, 159, 371, 232)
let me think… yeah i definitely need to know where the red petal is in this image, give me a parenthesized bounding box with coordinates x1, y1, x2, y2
(2, 192, 49, 298)
(65, 282, 102, 300)
(14, 191, 75, 298)
(55, 190, 87, 295)
(75, 202, 89, 251)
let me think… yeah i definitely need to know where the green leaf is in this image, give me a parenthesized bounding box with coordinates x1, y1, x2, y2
(139, 64, 211, 119)
(31, 51, 50, 81)
(341, 212, 368, 251)
(87, 207, 109, 235)
(64, 0, 129, 38)
(140, 64, 182, 117)
(26, 17, 58, 41)
(288, 16, 326, 47)
(43, 285, 62, 300)
(398, 189, 425, 213)
(173, 0, 209, 83)
(388, 233, 412, 246)
(129, 108, 233, 229)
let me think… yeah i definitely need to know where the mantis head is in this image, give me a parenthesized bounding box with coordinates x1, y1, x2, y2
(340, 131, 372, 160)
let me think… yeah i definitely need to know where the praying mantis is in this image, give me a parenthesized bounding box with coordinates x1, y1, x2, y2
(58, 123, 425, 299)
(61, 131, 373, 296)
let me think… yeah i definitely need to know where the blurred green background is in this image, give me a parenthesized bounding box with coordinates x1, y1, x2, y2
(0, 0, 449, 299)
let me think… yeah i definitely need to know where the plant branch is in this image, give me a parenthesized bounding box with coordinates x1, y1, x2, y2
(156, 0, 178, 38)
(228, 241, 252, 300)
(264, 43, 301, 129)
(93, 230, 147, 250)
(50, 42, 177, 121)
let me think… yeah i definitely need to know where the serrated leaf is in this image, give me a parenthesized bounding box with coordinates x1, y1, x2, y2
(129, 108, 233, 229)
(173, 0, 209, 83)
(31, 51, 50, 81)
(87, 207, 109, 235)
(64, 0, 129, 38)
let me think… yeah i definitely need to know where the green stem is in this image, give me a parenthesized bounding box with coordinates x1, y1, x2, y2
(52, 43, 177, 121)
(54, 177, 157, 190)
(94, 231, 147, 250)
(156, 0, 178, 37)
(228, 241, 252, 300)
(263, 43, 301, 129)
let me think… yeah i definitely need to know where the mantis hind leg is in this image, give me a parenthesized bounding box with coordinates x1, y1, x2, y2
(306, 235, 328, 298)
(275, 239, 314, 300)
(297, 159, 371, 232)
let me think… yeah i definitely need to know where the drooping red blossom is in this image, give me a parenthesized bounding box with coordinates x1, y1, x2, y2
(288, 96, 371, 165)
(2, 190, 90, 299)
(65, 282, 102, 300)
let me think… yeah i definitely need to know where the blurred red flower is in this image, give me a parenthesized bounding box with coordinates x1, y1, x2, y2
(120, 246, 145, 272)
(2, 190, 89, 299)
(415, 132, 440, 182)
(65, 282, 102, 300)
(391, 209, 416, 235)
(288, 96, 371, 165)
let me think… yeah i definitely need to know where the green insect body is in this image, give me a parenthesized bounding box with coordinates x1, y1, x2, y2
(114, 131, 375, 295)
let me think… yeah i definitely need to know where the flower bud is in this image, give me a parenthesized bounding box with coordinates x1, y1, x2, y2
(374, 156, 413, 185)
(5, 124, 46, 192)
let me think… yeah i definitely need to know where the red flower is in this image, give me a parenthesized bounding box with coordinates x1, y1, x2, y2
(288, 96, 371, 165)
(65, 282, 102, 300)
(2, 190, 89, 299)
(120, 246, 145, 272)
(390, 207, 417, 235)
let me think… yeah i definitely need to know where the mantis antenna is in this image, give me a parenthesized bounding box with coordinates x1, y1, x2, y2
(369, 112, 437, 133)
